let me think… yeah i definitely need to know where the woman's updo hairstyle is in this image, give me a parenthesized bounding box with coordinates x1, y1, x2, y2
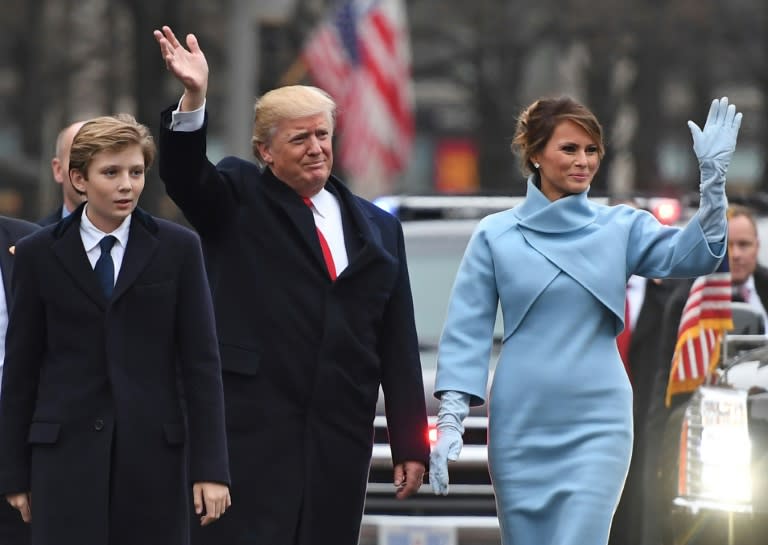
(511, 96, 605, 176)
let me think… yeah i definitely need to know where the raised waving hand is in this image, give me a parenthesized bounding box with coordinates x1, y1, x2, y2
(153, 25, 208, 111)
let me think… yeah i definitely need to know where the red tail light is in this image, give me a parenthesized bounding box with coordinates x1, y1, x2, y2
(428, 423, 438, 447)
(651, 198, 681, 225)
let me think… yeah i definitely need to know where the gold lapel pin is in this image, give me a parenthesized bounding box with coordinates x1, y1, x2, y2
(8, 246, 14, 255)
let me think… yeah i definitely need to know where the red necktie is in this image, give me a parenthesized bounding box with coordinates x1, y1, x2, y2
(303, 197, 337, 280)
(617, 296, 633, 383)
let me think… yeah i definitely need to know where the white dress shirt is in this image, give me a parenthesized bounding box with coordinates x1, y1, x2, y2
(0, 266, 7, 397)
(80, 205, 131, 285)
(626, 275, 646, 333)
(740, 275, 768, 333)
(304, 189, 348, 275)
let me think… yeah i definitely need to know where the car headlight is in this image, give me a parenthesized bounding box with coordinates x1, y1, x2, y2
(675, 386, 752, 513)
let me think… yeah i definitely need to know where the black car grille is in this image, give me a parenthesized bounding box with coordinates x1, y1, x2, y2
(749, 394, 768, 514)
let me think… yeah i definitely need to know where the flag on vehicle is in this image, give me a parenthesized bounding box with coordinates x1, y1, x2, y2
(665, 255, 733, 406)
(301, 0, 414, 197)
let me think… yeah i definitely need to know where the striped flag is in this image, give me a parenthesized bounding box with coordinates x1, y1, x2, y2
(301, 0, 414, 197)
(665, 256, 733, 406)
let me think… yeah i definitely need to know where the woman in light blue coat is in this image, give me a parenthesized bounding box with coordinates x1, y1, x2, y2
(430, 96, 742, 545)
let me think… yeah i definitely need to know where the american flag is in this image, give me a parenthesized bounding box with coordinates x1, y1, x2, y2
(665, 256, 734, 406)
(301, 0, 414, 197)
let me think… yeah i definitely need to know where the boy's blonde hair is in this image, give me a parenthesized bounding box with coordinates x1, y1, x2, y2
(69, 114, 156, 179)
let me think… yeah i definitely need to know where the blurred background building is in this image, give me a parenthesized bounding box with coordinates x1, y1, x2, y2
(0, 0, 765, 221)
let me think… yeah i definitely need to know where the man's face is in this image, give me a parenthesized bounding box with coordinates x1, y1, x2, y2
(256, 113, 333, 197)
(728, 214, 759, 285)
(51, 122, 88, 211)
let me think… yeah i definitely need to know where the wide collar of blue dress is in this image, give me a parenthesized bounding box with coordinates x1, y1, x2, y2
(512, 176, 597, 233)
(508, 176, 626, 331)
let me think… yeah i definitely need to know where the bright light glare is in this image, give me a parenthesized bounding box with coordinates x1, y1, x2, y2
(689, 389, 752, 504)
(428, 424, 438, 446)
(372, 196, 400, 216)
(652, 199, 681, 225)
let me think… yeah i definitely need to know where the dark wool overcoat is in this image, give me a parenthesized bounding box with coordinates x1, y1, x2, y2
(0, 207, 230, 545)
(0, 216, 38, 545)
(159, 107, 429, 545)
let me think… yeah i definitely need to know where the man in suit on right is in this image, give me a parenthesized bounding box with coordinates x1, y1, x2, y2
(641, 203, 768, 545)
(727, 204, 768, 328)
(37, 121, 87, 226)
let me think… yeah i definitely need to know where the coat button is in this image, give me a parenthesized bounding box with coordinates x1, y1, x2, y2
(94, 418, 104, 431)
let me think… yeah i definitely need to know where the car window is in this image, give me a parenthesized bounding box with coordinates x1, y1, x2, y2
(403, 219, 504, 369)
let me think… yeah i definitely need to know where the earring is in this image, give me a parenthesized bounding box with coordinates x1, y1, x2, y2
(533, 162, 540, 169)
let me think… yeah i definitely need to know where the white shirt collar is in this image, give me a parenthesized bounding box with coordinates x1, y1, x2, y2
(743, 275, 756, 294)
(80, 204, 132, 252)
(304, 188, 336, 219)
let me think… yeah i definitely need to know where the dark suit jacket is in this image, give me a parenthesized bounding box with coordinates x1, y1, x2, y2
(158, 107, 429, 545)
(639, 267, 768, 545)
(0, 216, 38, 545)
(630, 278, 693, 424)
(651, 266, 768, 419)
(609, 277, 689, 545)
(0, 206, 229, 545)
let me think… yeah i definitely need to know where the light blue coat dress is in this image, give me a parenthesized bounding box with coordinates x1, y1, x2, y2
(434, 179, 725, 545)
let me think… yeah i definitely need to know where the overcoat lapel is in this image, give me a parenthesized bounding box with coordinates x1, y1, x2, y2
(0, 223, 13, 301)
(50, 209, 107, 310)
(259, 169, 331, 276)
(112, 212, 159, 302)
(259, 169, 392, 280)
(326, 178, 392, 279)
(49, 206, 160, 309)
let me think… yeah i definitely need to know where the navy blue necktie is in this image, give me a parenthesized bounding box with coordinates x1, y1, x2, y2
(94, 235, 117, 298)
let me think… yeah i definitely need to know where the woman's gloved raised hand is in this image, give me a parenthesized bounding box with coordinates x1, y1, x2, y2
(687, 97, 743, 242)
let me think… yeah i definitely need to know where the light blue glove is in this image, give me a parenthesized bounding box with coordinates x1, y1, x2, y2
(429, 390, 470, 496)
(687, 97, 743, 242)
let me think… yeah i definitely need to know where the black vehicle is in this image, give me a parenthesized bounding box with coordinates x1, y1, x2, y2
(659, 306, 768, 545)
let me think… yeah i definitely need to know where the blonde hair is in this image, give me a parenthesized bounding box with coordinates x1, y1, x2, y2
(512, 96, 605, 176)
(69, 114, 155, 179)
(250, 85, 336, 161)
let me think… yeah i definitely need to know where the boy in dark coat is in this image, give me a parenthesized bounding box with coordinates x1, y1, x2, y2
(0, 114, 231, 545)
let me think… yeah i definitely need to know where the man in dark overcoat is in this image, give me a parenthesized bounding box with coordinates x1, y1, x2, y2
(37, 121, 87, 226)
(641, 204, 768, 545)
(0, 215, 38, 545)
(154, 26, 429, 545)
(0, 115, 230, 545)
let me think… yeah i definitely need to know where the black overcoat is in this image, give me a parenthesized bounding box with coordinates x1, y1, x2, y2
(159, 107, 429, 545)
(0, 207, 230, 545)
(0, 216, 38, 545)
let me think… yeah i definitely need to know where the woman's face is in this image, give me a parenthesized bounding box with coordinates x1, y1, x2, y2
(531, 119, 600, 201)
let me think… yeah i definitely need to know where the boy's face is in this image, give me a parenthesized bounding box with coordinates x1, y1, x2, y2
(71, 144, 145, 233)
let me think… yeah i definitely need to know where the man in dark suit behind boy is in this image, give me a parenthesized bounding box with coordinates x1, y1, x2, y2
(0, 216, 38, 544)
